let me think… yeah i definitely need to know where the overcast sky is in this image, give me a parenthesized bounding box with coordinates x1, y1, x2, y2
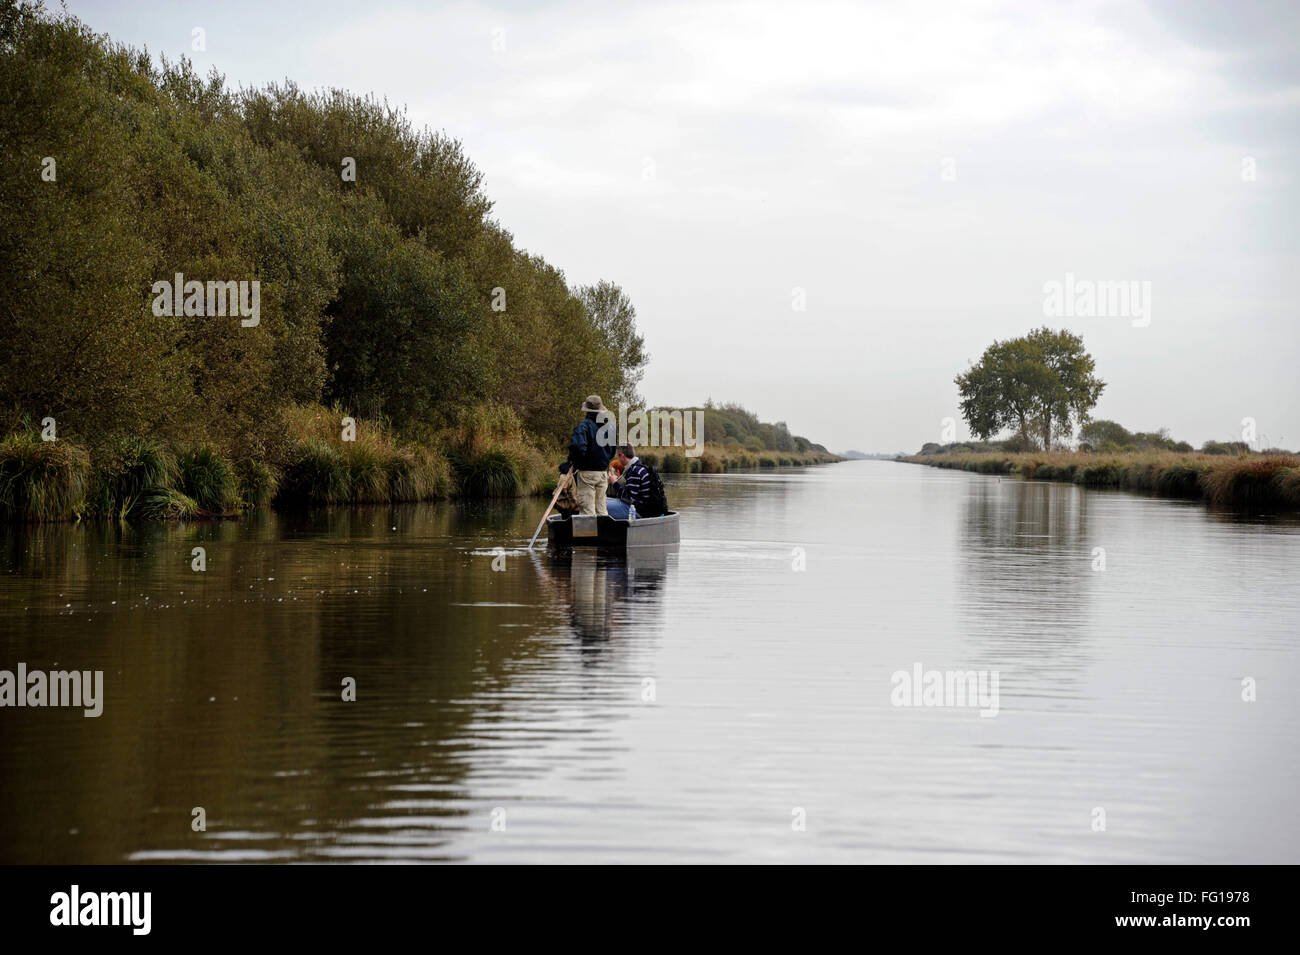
(68, 0, 1299, 453)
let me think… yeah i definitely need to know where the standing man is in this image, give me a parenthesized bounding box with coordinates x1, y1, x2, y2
(567, 394, 616, 516)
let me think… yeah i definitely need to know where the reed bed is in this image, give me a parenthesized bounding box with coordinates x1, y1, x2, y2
(905, 451, 1300, 510)
(0, 433, 91, 523)
(638, 448, 840, 473)
(0, 403, 841, 522)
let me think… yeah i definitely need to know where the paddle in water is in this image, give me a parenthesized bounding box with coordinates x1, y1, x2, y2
(528, 471, 574, 549)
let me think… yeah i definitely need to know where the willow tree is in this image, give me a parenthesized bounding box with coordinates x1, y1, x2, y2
(955, 328, 1105, 450)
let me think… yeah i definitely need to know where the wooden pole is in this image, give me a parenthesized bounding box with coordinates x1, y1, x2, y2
(528, 471, 573, 549)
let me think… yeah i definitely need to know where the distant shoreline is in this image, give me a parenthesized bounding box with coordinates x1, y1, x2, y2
(903, 450, 1300, 511)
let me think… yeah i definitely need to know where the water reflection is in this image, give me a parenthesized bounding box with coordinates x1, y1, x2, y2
(3, 463, 1299, 863)
(957, 479, 1094, 687)
(531, 545, 675, 653)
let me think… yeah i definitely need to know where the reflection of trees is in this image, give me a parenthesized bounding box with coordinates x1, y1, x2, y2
(0, 504, 670, 862)
(957, 480, 1094, 681)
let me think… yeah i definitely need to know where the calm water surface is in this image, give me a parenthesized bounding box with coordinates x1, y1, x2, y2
(2, 461, 1298, 863)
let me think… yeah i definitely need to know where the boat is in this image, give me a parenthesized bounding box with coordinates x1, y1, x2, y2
(546, 511, 680, 548)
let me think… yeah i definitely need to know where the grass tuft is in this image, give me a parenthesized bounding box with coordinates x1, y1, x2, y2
(176, 446, 239, 514)
(0, 432, 90, 522)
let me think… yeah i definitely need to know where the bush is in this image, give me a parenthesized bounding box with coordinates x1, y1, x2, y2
(453, 449, 520, 498)
(659, 451, 687, 473)
(343, 436, 392, 504)
(87, 437, 178, 519)
(0, 433, 90, 522)
(176, 446, 239, 513)
(135, 487, 200, 521)
(1202, 441, 1248, 456)
(1000, 434, 1037, 453)
(1154, 464, 1201, 498)
(236, 459, 278, 508)
(277, 439, 350, 505)
(1273, 467, 1300, 508)
(1076, 463, 1122, 487)
(387, 446, 451, 501)
(1203, 457, 1290, 507)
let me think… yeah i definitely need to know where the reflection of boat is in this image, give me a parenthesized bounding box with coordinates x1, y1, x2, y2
(528, 543, 677, 647)
(546, 511, 680, 548)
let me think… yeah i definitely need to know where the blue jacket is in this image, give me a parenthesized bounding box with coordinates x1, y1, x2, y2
(569, 415, 615, 472)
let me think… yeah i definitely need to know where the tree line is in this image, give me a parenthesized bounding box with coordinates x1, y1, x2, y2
(0, 2, 646, 462)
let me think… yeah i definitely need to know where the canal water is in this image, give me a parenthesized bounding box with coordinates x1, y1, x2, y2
(2, 461, 1297, 862)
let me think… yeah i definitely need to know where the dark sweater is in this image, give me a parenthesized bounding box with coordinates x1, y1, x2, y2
(568, 415, 615, 472)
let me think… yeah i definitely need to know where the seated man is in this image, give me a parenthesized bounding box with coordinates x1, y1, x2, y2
(606, 445, 668, 520)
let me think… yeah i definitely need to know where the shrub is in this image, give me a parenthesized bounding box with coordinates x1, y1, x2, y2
(342, 436, 392, 504)
(277, 440, 350, 505)
(135, 487, 200, 520)
(1154, 464, 1202, 498)
(1203, 457, 1290, 508)
(177, 446, 239, 513)
(454, 449, 520, 497)
(1273, 467, 1300, 508)
(88, 437, 178, 519)
(387, 446, 451, 501)
(1076, 463, 1121, 487)
(236, 459, 278, 508)
(659, 451, 687, 473)
(1000, 434, 1037, 453)
(0, 433, 90, 522)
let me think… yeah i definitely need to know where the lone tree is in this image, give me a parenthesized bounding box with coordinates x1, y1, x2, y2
(955, 328, 1105, 450)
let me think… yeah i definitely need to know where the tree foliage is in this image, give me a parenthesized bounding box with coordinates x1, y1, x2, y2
(0, 4, 644, 454)
(955, 328, 1104, 450)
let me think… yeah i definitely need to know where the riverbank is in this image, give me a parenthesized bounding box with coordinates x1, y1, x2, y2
(903, 450, 1300, 510)
(0, 404, 843, 523)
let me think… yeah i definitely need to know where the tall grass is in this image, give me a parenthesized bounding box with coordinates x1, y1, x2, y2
(176, 446, 239, 514)
(87, 437, 179, 520)
(1201, 457, 1299, 508)
(439, 403, 546, 498)
(274, 403, 455, 506)
(452, 449, 521, 497)
(0, 433, 90, 522)
(235, 458, 278, 508)
(276, 439, 351, 505)
(906, 450, 1300, 510)
(658, 451, 688, 473)
(386, 445, 452, 501)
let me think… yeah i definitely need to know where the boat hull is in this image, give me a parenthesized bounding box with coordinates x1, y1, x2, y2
(546, 511, 680, 548)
